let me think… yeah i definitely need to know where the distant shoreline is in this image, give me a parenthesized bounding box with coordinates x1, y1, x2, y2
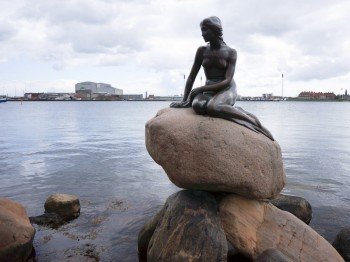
(7, 99, 172, 102)
(6, 99, 349, 102)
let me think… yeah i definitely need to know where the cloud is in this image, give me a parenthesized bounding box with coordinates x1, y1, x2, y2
(20, 0, 116, 25)
(0, 21, 16, 42)
(288, 57, 350, 81)
(0, 0, 350, 96)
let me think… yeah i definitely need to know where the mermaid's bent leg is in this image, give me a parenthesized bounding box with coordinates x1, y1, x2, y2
(207, 99, 274, 140)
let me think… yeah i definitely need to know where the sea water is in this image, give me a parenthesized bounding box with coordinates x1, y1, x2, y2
(0, 101, 349, 261)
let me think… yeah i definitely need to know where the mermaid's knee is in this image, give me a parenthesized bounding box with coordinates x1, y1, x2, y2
(206, 100, 220, 116)
(192, 99, 207, 115)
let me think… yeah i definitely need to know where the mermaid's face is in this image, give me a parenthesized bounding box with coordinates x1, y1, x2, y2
(201, 25, 215, 42)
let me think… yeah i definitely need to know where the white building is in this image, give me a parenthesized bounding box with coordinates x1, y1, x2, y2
(75, 82, 123, 95)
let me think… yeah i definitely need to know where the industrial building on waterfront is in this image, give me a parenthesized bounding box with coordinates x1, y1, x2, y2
(75, 82, 123, 95)
(120, 94, 143, 100)
(297, 91, 336, 100)
(24, 92, 73, 100)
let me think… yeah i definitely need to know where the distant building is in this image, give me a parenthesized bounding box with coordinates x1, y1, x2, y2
(238, 94, 286, 101)
(120, 94, 143, 100)
(24, 92, 74, 100)
(41, 93, 73, 100)
(24, 93, 44, 100)
(262, 93, 273, 100)
(340, 89, 350, 101)
(75, 82, 123, 95)
(75, 89, 92, 100)
(152, 96, 183, 101)
(298, 91, 336, 100)
(144, 94, 183, 101)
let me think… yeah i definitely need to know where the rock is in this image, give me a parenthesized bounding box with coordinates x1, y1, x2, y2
(147, 190, 227, 261)
(0, 198, 36, 261)
(138, 208, 165, 262)
(333, 228, 350, 261)
(30, 212, 66, 229)
(219, 195, 344, 261)
(255, 249, 289, 262)
(44, 193, 80, 221)
(269, 194, 312, 224)
(30, 193, 80, 229)
(146, 108, 285, 199)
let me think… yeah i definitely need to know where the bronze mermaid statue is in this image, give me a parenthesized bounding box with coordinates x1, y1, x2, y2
(170, 16, 274, 141)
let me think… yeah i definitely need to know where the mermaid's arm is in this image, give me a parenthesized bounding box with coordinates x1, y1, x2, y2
(182, 47, 204, 101)
(170, 47, 204, 108)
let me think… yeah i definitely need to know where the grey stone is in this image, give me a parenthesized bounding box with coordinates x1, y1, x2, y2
(256, 249, 289, 262)
(30, 213, 66, 229)
(269, 194, 312, 224)
(0, 198, 36, 261)
(44, 193, 80, 220)
(219, 194, 343, 261)
(146, 108, 285, 199)
(147, 190, 227, 261)
(138, 208, 165, 262)
(333, 228, 350, 261)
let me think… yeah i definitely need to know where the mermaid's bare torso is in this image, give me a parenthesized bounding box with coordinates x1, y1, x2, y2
(202, 45, 237, 103)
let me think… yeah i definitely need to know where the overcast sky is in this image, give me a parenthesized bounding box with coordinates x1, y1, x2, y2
(0, 0, 349, 97)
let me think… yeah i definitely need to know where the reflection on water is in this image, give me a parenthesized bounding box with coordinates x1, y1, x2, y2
(0, 101, 350, 260)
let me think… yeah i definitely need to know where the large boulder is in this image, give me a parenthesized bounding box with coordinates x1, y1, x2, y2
(269, 194, 312, 224)
(219, 195, 344, 261)
(147, 190, 227, 261)
(146, 108, 285, 199)
(0, 198, 36, 261)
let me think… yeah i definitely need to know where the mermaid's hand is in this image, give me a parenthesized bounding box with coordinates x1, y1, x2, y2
(170, 100, 191, 108)
(189, 87, 203, 101)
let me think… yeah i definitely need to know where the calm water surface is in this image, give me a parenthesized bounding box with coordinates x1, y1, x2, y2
(0, 101, 349, 261)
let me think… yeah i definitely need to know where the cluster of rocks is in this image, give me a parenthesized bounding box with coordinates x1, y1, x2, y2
(0, 193, 80, 261)
(140, 108, 346, 261)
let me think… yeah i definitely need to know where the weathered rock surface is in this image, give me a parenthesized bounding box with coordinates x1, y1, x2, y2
(44, 193, 80, 220)
(333, 228, 350, 261)
(0, 198, 36, 261)
(269, 194, 312, 224)
(147, 190, 227, 261)
(255, 249, 289, 262)
(138, 208, 165, 262)
(146, 108, 285, 199)
(30, 212, 65, 229)
(219, 195, 344, 261)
